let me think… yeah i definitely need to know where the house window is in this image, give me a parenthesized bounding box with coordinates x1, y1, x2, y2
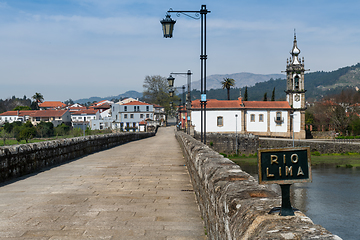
(275, 112, 283, 125)
(130, 114, 134, 119)
(250, 114, 255, 122)
(137, 106, 140, 111)
(124, 114, 128, 119)
(36, 117, 40, 121)
(146, 114, 149, 118)
(134, 106, 136, 111)
(146, 106, 149, 111)
(133, 123, 136, 128)
(259, 114, 264, 122)
(217, 116, 223, 127)
(140, 114, 144, 118)
(124, 106, 127, 111)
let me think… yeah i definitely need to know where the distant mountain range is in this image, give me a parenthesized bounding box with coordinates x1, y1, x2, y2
(74, 90, 143, 104)
(73, 64, 360, 103)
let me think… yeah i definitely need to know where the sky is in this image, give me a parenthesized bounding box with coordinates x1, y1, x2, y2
(1, 0, 360, 102)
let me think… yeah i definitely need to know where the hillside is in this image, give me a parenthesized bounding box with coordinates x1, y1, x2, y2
(189, 63, 360, 102)
(74, 90, 143, 104)
(191, 72, 285, 90)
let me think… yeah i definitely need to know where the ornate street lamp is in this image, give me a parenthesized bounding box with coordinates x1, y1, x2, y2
(167, 75, 175, 88)
(169, 90, 174, 97)
(160, 14, 176, 38)
(161, 5, 210, 144)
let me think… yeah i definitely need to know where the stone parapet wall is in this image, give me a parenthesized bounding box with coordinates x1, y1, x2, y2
(176, 131, 339, 240)
(0, 132, 155, 183)
(194, 132, 259, 156)
(259, 138, 360, 154)
(196, 132, 360, 155)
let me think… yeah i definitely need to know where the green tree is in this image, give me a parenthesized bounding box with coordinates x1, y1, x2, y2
(142, 75, 173, 116)
(271, 87, 275, 101)
(349, 116, 360, 136)
(0, 129, 11, 145)
(263, 92, 267, 101)
(55, 123, 71, 136)
(36, 121, 54, 138)
(13, 106, 31, 111)
(244, 86, 248, 101)
(32, 92, 44, 103)
(16, 121, 36, 143)
(221, 78, 235, 100)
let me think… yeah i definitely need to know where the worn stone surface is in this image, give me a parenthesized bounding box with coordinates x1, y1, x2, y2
(0, 132, 155, 183)
(0, 127, 206, 239)
(176, 131, 342, 240)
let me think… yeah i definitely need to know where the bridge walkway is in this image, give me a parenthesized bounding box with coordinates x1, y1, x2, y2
(0, 127, 206, 239)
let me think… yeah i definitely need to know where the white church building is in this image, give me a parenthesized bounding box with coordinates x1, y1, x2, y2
(191, 34, 306, 139)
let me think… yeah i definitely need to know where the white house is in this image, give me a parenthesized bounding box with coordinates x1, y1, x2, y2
(0, 110, 33, 124)
(90, 101, 156, 131)
(111, 101, 154, 131)
(190, 34, 306, 139)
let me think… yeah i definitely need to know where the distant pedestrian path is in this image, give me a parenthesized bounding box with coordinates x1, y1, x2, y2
(0, 127, 206, 239)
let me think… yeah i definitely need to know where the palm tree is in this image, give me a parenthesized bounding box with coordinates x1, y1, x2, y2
(32, 92, 44, 103)
(221, 78, 235, 100)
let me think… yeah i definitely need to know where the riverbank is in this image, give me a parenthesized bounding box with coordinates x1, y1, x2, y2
(229, 152, 360, 168)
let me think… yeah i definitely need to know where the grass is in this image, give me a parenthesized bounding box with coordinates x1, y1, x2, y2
(229, 152, 360, 168)
(0, 139, 47, 146)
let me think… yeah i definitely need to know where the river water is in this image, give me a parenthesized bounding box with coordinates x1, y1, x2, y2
(241, 165, 360, 240)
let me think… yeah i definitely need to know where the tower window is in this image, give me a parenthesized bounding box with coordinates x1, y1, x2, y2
(294, 75, 299, 90)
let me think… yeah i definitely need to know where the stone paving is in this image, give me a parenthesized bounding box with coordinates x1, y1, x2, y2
(0, 127, 206, 240)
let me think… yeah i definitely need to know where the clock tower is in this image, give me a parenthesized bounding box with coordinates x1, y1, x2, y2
(285, 32, 306, 139)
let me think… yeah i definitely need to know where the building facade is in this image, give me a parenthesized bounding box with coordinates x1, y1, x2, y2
(190, 34, 306, 139)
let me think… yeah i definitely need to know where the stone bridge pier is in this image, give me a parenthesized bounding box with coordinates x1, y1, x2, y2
(0, 127, 206, 239)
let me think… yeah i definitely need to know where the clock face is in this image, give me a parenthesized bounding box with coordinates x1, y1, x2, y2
(294, 94, 300, 102)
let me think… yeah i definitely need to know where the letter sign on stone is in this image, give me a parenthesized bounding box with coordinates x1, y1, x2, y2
(258, 147, 312, 184)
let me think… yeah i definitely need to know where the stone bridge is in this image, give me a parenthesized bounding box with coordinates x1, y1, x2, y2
(0, 127, 340, 239)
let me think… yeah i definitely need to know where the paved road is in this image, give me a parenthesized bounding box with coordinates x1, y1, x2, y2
(0, 127, 206, 240)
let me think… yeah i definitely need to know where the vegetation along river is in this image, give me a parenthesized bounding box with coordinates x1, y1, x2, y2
(233, 154, 360, 240)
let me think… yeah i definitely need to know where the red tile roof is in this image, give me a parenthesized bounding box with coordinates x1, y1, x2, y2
(0, 110, 36, 116)
(70, 109, 98, 115)
(29, 110, 69, 117)
(123, 101, 151, 106)
(243, 101, 291, 109)
(192, 98, 243, 109)
(39, 101, 66, 108)
(93, 103, 111, 109)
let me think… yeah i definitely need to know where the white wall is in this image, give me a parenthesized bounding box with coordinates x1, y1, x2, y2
(293, 111, 301, 132)
(192, 110, 241, 133)
(269, 110, 288, 132)
(293, 94, 302, 109)
(246, 110, 268, 132)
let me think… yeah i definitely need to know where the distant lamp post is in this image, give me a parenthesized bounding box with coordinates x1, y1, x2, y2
(169, 90, 174, 97)
(167, 75, 175, 88)
(160, 14, 176, 38)
(290, 112, 295, 147)
(235, 114, 238, 155)
(161, 5, 210, 144)
(170, 102, 173, 107)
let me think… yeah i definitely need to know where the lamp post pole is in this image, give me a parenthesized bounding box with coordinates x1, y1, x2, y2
(290, 112, 295, 147)
(161, 5, 210, 144)
(235, 114, 238, 155)
(170, 70, 192, 135)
